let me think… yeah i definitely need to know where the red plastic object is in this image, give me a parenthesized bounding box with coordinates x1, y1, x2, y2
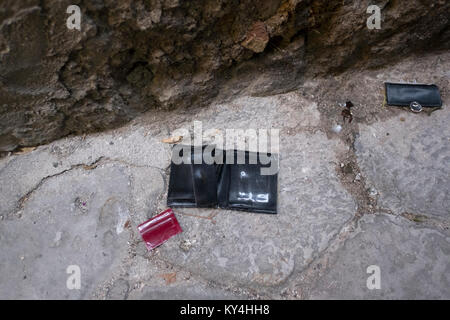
(137, 208, 183, 251)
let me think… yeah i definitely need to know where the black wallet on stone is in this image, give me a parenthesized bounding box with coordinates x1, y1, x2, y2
(385, 83, 442, 111)
(167, 146, 278, 214)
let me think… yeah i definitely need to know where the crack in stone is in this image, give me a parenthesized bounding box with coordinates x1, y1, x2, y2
(100, 157, 166, 172)
(285, 209, 449, 299)
(377, 207, 450, 233)
(335, 132, 377, 217)
(277, 215, 361, 299)
(268, 99, 377, 298)
(10, 156, 105, 218)
(8, 156, 167, 220)
(286, 117, 448, 298)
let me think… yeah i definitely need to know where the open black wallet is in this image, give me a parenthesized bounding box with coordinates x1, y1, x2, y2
(167, 145, 278, 214)
(385, 83, 442, 112)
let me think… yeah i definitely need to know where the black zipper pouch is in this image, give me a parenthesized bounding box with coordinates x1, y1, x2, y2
(385, 83, 442, 111)
(167, 145, 278, 214)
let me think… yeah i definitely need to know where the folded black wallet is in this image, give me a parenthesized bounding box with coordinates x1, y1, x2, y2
(385, 83, 442, 110)
(167, 146, 278, 214)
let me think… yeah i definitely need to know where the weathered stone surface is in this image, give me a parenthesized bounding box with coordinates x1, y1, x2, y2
(241, 21, 269, 53)
(309, 214, 450, 299)
(138, 92, 356, 288)
(0, 161, 166, 299)
(0, 164, 132, 299)
(125, 256, 249, 300)
(355, 106, 450, 218)
(0, 91, 356, 298)
(1, 0, 449, 150)
(0, 52, 448, 299)
(0, 126, 170, 220)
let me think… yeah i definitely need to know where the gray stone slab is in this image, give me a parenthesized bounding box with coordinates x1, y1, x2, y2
(309, 214, 450, 299)
(0, 164, 162, 299)
(0, 92, 357, 298)
(156, 94, 356, 287)
(355, 107, 450, 218)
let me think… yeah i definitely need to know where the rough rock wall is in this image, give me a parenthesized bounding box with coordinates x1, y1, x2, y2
(0, 0, 449, 151)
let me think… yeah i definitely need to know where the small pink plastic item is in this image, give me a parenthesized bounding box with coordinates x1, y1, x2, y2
(137, 208, 183, 251)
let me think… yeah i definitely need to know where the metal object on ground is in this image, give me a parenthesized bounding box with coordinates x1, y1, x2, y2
(410, 101, 423, 113)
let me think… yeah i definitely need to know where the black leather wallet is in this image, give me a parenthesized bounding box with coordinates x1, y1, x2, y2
(167, 146, 278, 214)
(385, 83, 442, 109)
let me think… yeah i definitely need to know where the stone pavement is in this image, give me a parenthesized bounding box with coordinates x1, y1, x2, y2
(0, 52, 448, 299)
